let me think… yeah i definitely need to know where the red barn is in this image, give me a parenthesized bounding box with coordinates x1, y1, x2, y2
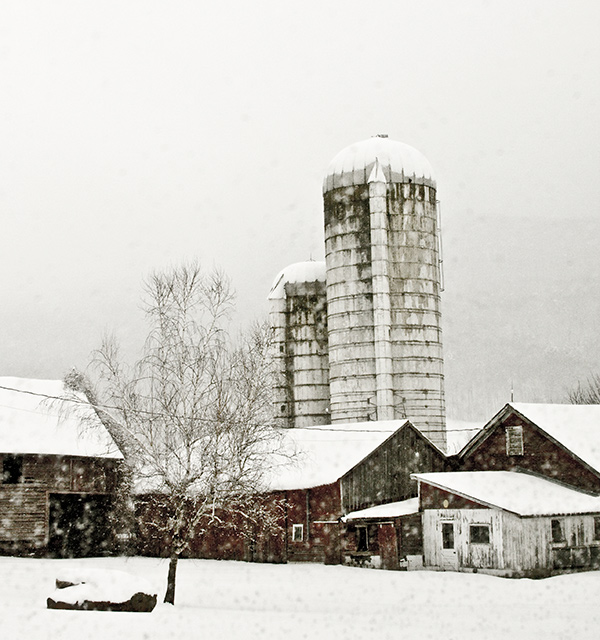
(457, 403, 600, 493)
(0, 377, 123, 557)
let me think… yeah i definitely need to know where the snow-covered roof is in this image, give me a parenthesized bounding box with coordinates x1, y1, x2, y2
(509, 403, 600, 474)
(323, 135, 435, 193)
(458, 402, 600, 474)
(268, 261, 326, 300)
(343, 497, 419, 522)
(445, 419, 484, 455)
(265, 420, 408, 490)
(414, 471, 600, 517)
(0, 377, 123, 459)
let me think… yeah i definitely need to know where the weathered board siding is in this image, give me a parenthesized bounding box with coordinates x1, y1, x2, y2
(501, 512, 600, 573)
(136, 482, 342, 565)
(341, 424, 448, 512)
(423, 508, 600, 574)
(323, 176, 445, 446)
(343, 513, 423, 570)
(0, 484, 47, 549)
(422, 508, 503, 571)
(285, 482, 342, 564)
(136, 495, 286, 563)
(270, 280, 331, 428)
(0, 453, 120, 555)
(460, 410, 600, 493)
(420, 483, 487, 510)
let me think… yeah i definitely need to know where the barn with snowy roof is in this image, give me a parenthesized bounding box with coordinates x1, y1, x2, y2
(456, 402, 600, 494)
(0, 377, 123, 557)
(414, 470, 600, 576)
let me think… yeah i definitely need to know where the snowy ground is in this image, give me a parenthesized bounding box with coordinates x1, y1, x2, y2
(2, 556, 599, 639)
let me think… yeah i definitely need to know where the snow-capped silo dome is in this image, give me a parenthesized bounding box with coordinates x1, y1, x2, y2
(323, 135, 435, 193)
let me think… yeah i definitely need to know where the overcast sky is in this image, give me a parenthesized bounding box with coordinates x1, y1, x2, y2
(1, 1, 598, 420)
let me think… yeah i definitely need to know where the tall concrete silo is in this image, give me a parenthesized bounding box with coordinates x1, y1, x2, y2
(268, 261, 330, 428)
(323, 135, 446, 447)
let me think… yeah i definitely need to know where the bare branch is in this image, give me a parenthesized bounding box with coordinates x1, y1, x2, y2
(68, 262, 285, 605)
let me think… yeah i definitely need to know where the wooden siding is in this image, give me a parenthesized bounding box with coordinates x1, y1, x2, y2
(0, 484, 47, 550)
(423, 508, 600, 574)
(501, 512, 600, 573)
(460, 410, 600, 493)
(341, 424, 447, 512)
(422, 509, 503, 570)
(285, 483, 342, 564)
(136, 482, 342, 565)
(420, 483, 488, 510)
(136, 494, 286, 563)
(0, 453, 121, 554)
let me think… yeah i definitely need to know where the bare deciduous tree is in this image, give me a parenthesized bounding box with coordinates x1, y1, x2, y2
(67, 263, 284, 604)
(568, 374, 600, 404)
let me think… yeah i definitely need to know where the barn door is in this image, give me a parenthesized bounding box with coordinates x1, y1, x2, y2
(440, 520, 458, 570)
(48, 493, 113, 558)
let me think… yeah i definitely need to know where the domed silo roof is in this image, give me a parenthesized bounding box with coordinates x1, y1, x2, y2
(268, 260, 326, 299)
(323, 135, 435, 193)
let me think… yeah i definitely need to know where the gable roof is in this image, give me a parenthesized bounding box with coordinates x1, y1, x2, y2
(265, 420, 409, 491)
(340, 419, 447, 483)
(510, 403, 600, 474)
(458, 402, 600, 475)
(0, 377, 123, 459)
(413, 471, 600, 517)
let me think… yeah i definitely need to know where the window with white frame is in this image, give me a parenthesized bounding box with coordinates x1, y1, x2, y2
(292, 524, 303, 542)
(469, 524, 490, 544)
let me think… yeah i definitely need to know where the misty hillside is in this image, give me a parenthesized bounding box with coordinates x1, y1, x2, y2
(442, 214, 600, 420)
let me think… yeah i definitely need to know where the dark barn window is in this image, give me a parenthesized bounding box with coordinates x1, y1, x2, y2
(356, 526, 368, 552)
(2, 454, 23, 484)
(292, 524, 303, 542)
(470, 524, 490, 544)
(442, 522, 454, 549)
(594, 517, 600, 541)
(551, 519, 565, 543)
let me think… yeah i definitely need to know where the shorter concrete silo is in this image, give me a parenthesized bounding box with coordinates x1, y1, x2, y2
(268, 261, 330, 428)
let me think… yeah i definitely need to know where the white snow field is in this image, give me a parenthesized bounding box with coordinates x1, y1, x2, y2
(1, 556, 599, 639)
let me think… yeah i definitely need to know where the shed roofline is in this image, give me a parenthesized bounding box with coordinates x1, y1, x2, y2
(412, 473, 500, 513)
(412, 470, 598, 518)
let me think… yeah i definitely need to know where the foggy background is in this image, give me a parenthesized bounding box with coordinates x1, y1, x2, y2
(1, 1, 598, 421)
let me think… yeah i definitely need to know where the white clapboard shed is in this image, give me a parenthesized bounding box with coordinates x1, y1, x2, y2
(413, 470, 600, 576)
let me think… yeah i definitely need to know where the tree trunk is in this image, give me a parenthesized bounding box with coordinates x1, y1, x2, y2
(164, 554, 178, 605)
